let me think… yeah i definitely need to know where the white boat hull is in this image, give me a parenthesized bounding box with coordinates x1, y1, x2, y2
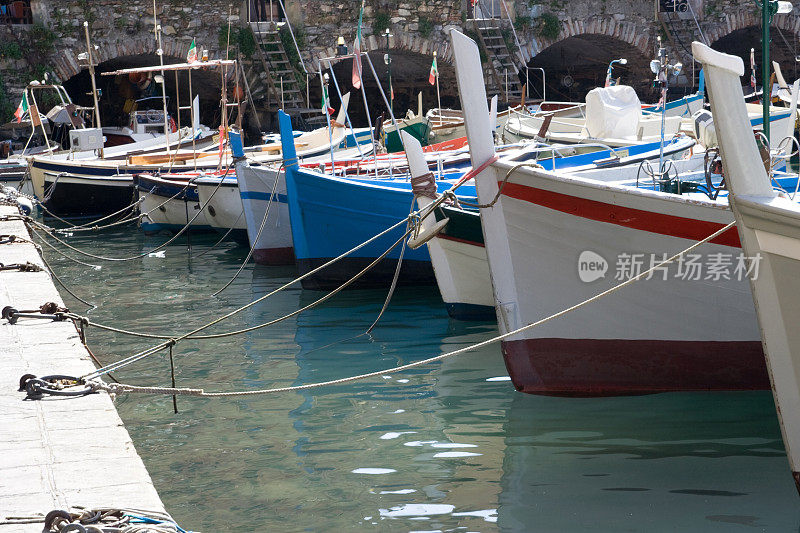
(235, 162, 294, 265)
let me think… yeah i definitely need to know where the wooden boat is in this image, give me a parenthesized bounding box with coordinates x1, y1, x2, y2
(381, 92, 432, 153)
(135, 172, 214, 234)
(279, 110, 482, 289)
(502, 86, 686, 147)
(29, 100, 360, 218)
(696, 40, 800, 494)
(407, 134, 697, 321)
(450, 28, 799, 395)
(425, 104, 523, 144)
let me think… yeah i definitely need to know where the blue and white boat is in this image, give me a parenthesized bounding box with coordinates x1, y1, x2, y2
(280, 105, 698, 291)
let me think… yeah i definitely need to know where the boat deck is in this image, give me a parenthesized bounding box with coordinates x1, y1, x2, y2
(0, 205, 165, 532)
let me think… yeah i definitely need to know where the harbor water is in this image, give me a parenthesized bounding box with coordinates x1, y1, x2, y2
(48, 227, 800, 531)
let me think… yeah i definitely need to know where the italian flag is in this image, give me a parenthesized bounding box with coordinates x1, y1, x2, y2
(321, 85, 334, 115)
(428, 54, 438, 85)
(352, 0, 364, 89)
(14, 93, 28, 123)
(187, 38, 197, 63)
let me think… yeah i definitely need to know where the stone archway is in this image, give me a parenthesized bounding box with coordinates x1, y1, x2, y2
(527, 33, 655, 102)
(709, 16, 800, 85)
(48, 32, 229, 85)
(519, 15, 654, 65)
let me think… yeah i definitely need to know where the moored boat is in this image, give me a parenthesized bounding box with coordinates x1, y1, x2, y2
(450, 28, 791, 395)
(696, 40, 800, 495)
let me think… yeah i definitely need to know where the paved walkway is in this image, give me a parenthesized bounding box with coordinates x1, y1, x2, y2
(0, 206, 165, 532)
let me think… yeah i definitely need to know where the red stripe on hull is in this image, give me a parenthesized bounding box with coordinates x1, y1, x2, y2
(500, 181, 741, 248)
(253, 247, 295, 265)
(502, 338, 768, 396)
(437, 234, 485, 248)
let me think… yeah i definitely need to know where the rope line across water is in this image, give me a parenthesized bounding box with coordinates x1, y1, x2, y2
(88, 221, 737, 398)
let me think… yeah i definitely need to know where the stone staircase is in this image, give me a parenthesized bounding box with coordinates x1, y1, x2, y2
(470, 18, 523, 103)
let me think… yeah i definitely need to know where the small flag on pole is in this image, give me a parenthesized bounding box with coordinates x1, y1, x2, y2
(187, 38, 198, 63)
(321, 85, 335, 115)
(14, 93, 28, 123)
(352, 0, 364, 89)
(429, 54, 438, 85)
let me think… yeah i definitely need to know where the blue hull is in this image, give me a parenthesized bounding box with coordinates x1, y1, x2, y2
(285, 167, 476, 290)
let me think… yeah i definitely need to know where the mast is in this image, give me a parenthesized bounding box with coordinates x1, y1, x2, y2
(153, 0, 171, 158)
(83, 21, 103, 158)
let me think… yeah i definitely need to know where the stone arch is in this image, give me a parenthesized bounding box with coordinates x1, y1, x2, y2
(526, 32, 655, 101)
(48, 32, 229, 85)
(308, 26, 453, 71)
(708, 14, 800, 83)
(518, 16, 654, 64)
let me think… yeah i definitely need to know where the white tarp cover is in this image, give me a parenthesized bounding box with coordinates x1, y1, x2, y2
(585, 85, 642, 139)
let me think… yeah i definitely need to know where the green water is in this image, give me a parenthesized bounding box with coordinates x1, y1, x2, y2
(46, 228, 800, 531)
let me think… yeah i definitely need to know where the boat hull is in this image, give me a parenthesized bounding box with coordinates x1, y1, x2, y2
(195, 177, 249, 245)
(481, 162, 768, 396)
(234, 162, 294, 265)
(39, 173, 134, 218)
(136, 175, 212, 233)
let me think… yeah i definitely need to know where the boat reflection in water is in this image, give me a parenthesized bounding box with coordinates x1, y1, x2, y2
(498, 391, 798, 530)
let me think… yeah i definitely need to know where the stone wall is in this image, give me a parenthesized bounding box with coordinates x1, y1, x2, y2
(1, 0, 800, 118)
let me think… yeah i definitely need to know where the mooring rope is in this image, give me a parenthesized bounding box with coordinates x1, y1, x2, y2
(76, 212, 419, 380)
(87, 219, 736, 398)
(211, 163, 284, 296)
(24, 164, 231, 262)
(190, 209, 244, 260)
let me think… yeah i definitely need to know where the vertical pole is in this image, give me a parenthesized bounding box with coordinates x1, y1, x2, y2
(434, 51, 442, 126)
(220, 65, 228, 169)
(83, 21, 103, 158)
(153, 0, 170, 158)
(174, 70, 181, 132)
(189, 69, 197, 170)
(386, 31, 393, 116)
(762, 0, 771, 142)
(320, 70, 336, 171)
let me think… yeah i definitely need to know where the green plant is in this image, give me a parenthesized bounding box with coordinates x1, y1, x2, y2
(0, 42, 22, 60)
(418, 15, 434, 38)
(535, 12, 560, 40)
(218, 26, 257, 59)
(514, 14, 532, 32)
(279, 26, 304, 70)
(28, 23, 57, 55)
(501, 27, 514, 50)
(373, 11, 391, 36)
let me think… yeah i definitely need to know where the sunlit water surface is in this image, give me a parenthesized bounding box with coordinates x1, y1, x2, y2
(46, 227, 800, 531)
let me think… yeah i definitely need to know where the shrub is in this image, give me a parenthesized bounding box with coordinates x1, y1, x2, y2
(418, 15, 433, 38)
(0, 42, 22, 60)
(535, 12, 560, 40)
(373, 11, 391, 36)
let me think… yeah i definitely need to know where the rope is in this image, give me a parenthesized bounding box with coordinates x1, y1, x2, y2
(190, 209, 244, 259)
(24, 164, 232, 262)
(77, 214, 417, 380)
(452, 161, 542, 209)
(211, 163, 284, 296)
(88, 221, 737, 398)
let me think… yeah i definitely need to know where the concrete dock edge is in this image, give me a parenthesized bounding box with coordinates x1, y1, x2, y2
(0, 206, 166, 532)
